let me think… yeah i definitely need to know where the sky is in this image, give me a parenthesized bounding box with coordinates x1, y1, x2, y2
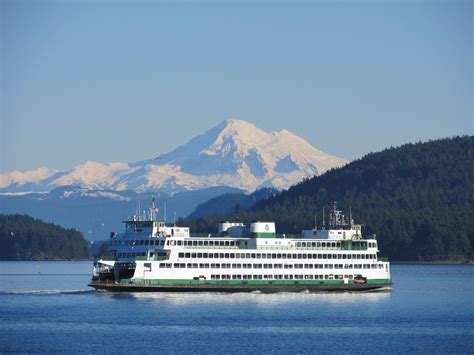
(1, 0, 472, 173)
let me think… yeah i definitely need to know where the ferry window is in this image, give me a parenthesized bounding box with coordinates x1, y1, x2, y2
(255, 253, 260, 258)
(198, 241, 203, 246)
(179, 252, 184, 258)
(160, 240, 165, 246)
(224, 253, 229, 258)
(174, 263, 181, 268)
(245, 253, 251, 258)
(197, 253, 203, 258)
(208, 253, 214, 259)
(297, 242, 301, 247)
(251, 253, 256, 258)
(185, 253, 190, 258)
(219, 253, 225, 258)
(312, 242, 316, 248)
(191, 253, 197, 258)
(214, 253, 219, 258)
(302, 242, 307, 248)
(203, 241, 208, 246)
(230, 253, 235, 259)
(177, 241, 182, 246)
(209, 241, 214, 246)
(225, 241, 230, 246)
(327, 254, 332, 259)
(236, 241, 240, 247)
(230, 241, 235, 246)
(203, 253, 208, 258)
(322, 242, 326, 248)
(159, 263, 166, 268)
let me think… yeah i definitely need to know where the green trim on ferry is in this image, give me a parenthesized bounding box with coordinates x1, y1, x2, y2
(251, 232, 276, 238)
(121, 278, 391, 286)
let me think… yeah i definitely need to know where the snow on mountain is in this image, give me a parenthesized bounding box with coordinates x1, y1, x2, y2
(0, 119, 348, 194)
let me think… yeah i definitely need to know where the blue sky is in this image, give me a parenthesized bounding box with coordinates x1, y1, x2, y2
(1, 0, 472, 173)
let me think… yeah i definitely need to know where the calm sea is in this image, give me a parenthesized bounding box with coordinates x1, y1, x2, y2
(0, 262, 472, 354)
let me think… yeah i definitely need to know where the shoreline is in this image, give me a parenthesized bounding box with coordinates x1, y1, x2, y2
(390, 260, 473, 265)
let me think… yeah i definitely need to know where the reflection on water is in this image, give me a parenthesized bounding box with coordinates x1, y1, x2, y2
(104, 288, 391, 305)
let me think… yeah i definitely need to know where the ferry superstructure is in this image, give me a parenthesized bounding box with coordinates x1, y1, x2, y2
(89, 203, 391, 292)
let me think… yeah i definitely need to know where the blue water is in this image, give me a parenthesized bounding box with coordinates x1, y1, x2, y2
(0, 262, 472, 354)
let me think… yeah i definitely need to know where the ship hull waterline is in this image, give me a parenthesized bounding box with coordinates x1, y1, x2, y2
(88, 280, 392, 293)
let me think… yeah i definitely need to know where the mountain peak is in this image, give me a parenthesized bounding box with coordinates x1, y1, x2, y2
(0, 119, 348, 194)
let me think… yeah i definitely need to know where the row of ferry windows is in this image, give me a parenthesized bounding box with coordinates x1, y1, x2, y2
(160, 263, 383, 270)
(109, 239, 377, 249)
(109, 239, 243, 247)
(110, 240, 166, 246)
(294, 241, 375, 249)
(210, 275, 356, 280)
(178, 252, 376, 260)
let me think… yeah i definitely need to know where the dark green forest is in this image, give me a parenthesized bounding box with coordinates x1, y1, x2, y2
(183, 136, 474, 261)
(0, 214, 90, 260)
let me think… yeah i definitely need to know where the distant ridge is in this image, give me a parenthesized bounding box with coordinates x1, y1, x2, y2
(0, 119, 347, 194)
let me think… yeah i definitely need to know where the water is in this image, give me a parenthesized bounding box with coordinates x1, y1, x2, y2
(0, 262, 472, 354)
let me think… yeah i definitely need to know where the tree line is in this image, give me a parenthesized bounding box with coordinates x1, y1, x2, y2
(0, 214, 90, 260)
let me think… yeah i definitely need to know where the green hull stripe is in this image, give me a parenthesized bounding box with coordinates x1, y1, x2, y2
(251, 232, 276, 238)
(122, 278, 391, 286)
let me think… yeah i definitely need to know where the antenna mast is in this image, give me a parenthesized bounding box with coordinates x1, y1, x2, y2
(164, 201, 167, 223)
(322, 207, 326, 229)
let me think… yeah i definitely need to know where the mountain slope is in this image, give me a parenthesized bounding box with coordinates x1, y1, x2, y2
(0, 119, 347, 194)
(184, 136, 474, 261)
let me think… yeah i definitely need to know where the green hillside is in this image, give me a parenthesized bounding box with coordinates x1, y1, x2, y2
(185, 136, 473, 261)
(0, 214, 91, 260)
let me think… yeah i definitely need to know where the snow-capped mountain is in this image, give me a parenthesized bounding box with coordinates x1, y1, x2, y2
(0, 119, 347, 194)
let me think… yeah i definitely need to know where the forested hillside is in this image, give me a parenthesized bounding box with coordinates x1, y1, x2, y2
(184, 136, 473, 261)
(0, 214, 90, 260)
(188, 188, 277, 218)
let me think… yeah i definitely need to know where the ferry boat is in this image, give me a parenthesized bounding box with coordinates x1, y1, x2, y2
(88, 202, 391, 292)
